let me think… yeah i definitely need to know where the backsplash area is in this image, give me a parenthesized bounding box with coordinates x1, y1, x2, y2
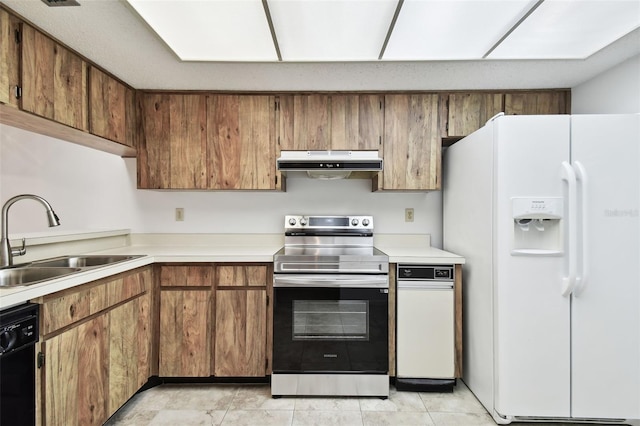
(1, 125, 443, 247)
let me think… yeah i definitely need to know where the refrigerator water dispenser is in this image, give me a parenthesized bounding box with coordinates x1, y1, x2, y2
(511, 197, 563, 256)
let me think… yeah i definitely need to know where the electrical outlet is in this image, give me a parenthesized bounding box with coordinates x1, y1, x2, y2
(175, 208, 184, 222)
(405, 208, 414, 222)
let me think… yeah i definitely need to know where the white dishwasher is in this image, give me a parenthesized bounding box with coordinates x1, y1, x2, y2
(396, 264, 456, 392)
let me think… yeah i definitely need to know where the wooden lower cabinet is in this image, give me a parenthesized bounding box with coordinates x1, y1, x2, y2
(39, 268, 152, 426)
(43, 315, 108, 426)
(158, 289, 212, 377)
(214, 289, 267, 377)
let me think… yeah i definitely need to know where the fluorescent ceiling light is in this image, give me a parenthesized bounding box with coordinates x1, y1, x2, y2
(267, 0, 397, 61)
(126, 0, 277, 61)
(126, 0, 640, 62)
(383, 0, 539, 60)
(488, 0, 640, 59)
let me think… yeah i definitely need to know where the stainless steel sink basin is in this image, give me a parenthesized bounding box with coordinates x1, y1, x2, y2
(0, 267, 82, 288)
(0, 254, 143, 288)
(30, 255, 140, 268)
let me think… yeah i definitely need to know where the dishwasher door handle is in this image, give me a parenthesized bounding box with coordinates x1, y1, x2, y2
(397, 281, 453, 290)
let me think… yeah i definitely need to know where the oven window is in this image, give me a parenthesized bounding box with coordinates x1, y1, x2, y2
(293, 300, 369, 341)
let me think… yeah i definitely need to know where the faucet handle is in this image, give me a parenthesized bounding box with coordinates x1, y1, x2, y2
(11, 238, 26, 257)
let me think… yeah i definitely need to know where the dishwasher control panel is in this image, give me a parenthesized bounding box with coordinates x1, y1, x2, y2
(397, 265, 454, 281)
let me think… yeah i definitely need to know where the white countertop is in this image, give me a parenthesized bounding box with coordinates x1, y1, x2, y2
(0, 232, 464, 309)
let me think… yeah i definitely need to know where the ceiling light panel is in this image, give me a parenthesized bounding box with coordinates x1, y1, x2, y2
(383, 0, 539, 60)
(488, 0, 640, 59)
(267, 0, 398, 61)
(126, 0, 277, 61)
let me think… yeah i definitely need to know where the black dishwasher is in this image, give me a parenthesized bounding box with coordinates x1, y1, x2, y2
(1, 302, 39, 426)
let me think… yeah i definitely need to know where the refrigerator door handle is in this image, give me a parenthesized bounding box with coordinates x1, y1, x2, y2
(573, 161, 589, 296)
(561, 161, 577, 297)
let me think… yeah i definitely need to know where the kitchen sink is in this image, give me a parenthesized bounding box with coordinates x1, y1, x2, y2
(0, 267, 82, 288)
(0, 255, 144, 288)
(30, 255, 140, 268)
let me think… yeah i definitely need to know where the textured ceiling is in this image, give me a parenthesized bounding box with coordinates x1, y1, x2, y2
(2, 0, 639, 91)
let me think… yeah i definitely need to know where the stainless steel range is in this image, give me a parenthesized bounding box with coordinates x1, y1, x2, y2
(271, 215, 389, 398)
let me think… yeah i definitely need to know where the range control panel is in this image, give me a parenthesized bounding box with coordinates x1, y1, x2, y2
(397, 265, 455, 281)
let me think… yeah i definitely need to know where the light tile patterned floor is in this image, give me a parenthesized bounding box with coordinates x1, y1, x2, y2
(105, 380, 502, 426)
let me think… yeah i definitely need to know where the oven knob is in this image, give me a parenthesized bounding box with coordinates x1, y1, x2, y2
(288, 218, 297, 226)
(300, 218, 307, 226)
(362, 218, 370, 226)
(351, 218, 359, 226)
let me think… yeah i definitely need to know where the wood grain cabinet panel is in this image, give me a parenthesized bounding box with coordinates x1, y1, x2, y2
(159, 290, 212, 377)
(214, 289, 266, 377)
(207, 95, 276, 190)
(89, 66, 128, 145)
(159, 265, 213, 287)
(108, 292, 151, 416)
(278, 94, 383, 152)
(0, 9, 20, 107)
(138, 93, 207, 189)
(330, 94, 383, 150)
(278, 94, 331, 151)
(43, 315, 109, 426)
(379, 94, 441, 191)
(20, 24, 88, 130)
(216, 265, 268, 287)
(445, 93, 503, 137)
(504, 91, 570, 115)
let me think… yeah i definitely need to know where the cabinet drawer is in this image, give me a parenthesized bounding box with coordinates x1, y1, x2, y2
(159, 265, 213, 287)
(216, 265, 268, 287)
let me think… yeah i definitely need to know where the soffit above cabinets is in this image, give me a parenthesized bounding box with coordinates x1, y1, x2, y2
(124, 0, 640, 62)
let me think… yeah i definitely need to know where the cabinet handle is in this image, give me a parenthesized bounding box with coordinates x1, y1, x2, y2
(14, 86, 22, 100)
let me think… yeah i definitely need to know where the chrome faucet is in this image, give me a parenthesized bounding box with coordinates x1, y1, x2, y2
(1, 194, 60, 267)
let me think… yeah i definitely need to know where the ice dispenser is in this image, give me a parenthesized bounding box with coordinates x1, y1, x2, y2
(511, 197, 563, 256)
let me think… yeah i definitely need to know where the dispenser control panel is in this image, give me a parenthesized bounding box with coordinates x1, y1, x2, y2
(512, 197, 563, 219)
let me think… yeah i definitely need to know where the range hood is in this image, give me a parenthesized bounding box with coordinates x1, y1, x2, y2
(277, 150, 383, 180)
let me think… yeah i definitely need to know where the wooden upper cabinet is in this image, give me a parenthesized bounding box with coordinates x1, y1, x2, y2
(278, 94, 383, 151)
(504, 91, 570, 115)
(138, 93, 207, 189)
(207, 95, 276, 190)
(379, 94, 441, 191)
(278, 94, 331, 151)
(330, 94, 383, 150)
(20, 24, 88, 130)
(0, 9, 19, 107)
(89, 66, 128, 145)
(444, 93, 503, 138)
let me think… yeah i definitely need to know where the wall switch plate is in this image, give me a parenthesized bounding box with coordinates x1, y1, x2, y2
(405, 208, 414, 222)
(175, 208, 184, 221)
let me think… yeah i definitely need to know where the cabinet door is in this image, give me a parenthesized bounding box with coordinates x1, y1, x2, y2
(0, 9, 19, 107)
(21, 24, 88, 130)
(159, 290, 212, 377)
(214, 289, 266, 377)
(108, 293, 151, 417)
(278, 94, 331, 151)
(43, 315, 109, 426)
(138, 93, 207, 188)
(446, 93, 503, 137)
(504, 91, 569, 115)
(88, 66, 127, 145)
(207, 95, 276, 189)
(382, 94, 441, 190)
(330, 94, 383, 150)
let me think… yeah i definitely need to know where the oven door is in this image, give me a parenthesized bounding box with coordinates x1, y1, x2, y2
(273, 274, 388, 374)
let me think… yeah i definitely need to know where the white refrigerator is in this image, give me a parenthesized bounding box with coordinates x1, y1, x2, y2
(443, 114, 639, 424)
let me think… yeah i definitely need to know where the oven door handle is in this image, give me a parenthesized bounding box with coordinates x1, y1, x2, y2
(273, 274, 389, 288)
